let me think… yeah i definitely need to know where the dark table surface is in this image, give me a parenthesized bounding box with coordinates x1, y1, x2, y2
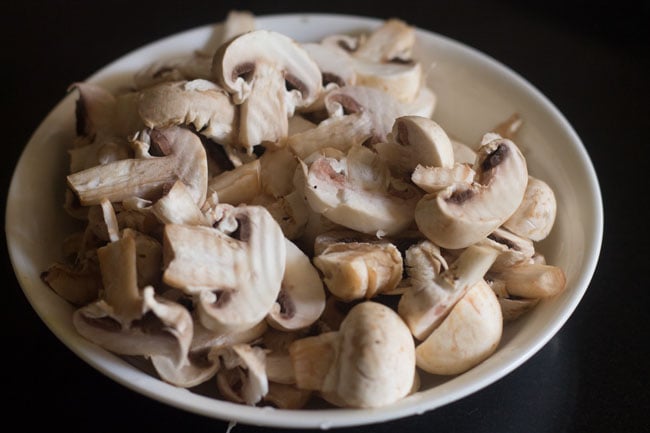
(3, 1, 649, 432)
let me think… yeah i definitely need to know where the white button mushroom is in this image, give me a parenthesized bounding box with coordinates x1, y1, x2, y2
(415, 279, 503, 375)
(289, 301, 416, 408)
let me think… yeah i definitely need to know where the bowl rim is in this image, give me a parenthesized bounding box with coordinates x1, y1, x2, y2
(6, 12, 603, 429)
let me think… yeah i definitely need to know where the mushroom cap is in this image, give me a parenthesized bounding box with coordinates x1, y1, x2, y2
(415, 279, 503, 375)
(415, 135, 528, 249)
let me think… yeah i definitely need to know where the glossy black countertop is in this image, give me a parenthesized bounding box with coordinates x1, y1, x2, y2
(3, 1, 649, 432)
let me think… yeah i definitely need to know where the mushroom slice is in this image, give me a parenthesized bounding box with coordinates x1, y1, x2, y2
(299, 145, 421, 236)
(162, 205, 286, 333)
(415, 279, 503, 375)
(133, 52, 214, 89)
(313, 241, 403, 301)
(137, 79, 236, 146)
(415, 135, 529, 249)
(220, 10, 256, 43)
(353, 59, 422, 103)
(151, 180, 208, 226)
(67, 126, 208, 207)
(264, 383, 312, 409)
(478, 227, 536, 272)
(267, 239, 326, 331)
(258, 190, 310, 240)
(353, 18, 416, 63)
(375, 116, 455, 173)
(207, 159, 262, 205)
(259, 147, 298, 198)
(451, 138, 477, 164)
(411, 163, 476, 193)
(213, 29, 323, 151)
(398, 243, 498, 340)
(503, 176, 557, 241)
(496, 263, 567, 298)
(285, 112, 373, 160)
(72, 233, 192, 367)
(214, 344, 268, 405)
(302, 42, 356, 89)
(289, 301, 416, 408)
(151, 318, 268, 388)
(323, 85, 407, 144)
(41, 260, 102, 306)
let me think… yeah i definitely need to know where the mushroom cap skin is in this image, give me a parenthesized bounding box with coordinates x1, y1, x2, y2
(414, 135, 528, 249)
(415, 279, 503, 375)
(266, 238, 326, 331)
(330, 301, 416, 408)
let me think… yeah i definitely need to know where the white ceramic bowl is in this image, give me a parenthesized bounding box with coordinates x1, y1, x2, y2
(5, 13, 603, 429)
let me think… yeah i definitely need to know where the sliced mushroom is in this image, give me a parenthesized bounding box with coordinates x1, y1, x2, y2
(503, 176, 557, 241)
(375, 115, 455, 173)
(263, 382, 312, 409)
(411, 163, 475, 193)
(151, 318, 268, 388)
(415, 135, 528, 249)
(162, 205, 286, 333)
(67, 126, 208, 207)
(478, 227, 536, 272)
(289, 301, 416, 408)
(398, 243, 498, 340)
(299, 145, 421, 236)
(266, 239, 326, 331)
(415, 279, 502, 375)
(323, 85, 407, 144)
(451, 138, 477, 164)
(284, 112, 373, 160)
(72, 233, 193, 367)
(213, 29, 323, 151)
(207, 158, 262, 205)
(302, 42, 356, 90)
(41, 259, 102, 306)
(495, 263, 567, 298)
(214, 344, 268, 405)
(353, 18, 416, 63)
(313, 241, 403, 301)
(151, 180, 209, 226)
(137, 79, 236, 146)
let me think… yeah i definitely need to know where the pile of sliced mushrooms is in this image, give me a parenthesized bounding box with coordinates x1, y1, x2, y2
(42, 11, 566, 409)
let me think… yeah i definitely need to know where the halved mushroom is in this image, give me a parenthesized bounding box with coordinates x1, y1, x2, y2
(298, 145, 421, 236)
(375, 116, 455, 173)
(313, 241, 403, 301)
(72, 232, 193, 367)
(67, 126, 208, 207)
(266, 239, 326, 331)
(415, 279, 502, 375)
(213, 29, 323, 151)
(398, 243, 498, 340)
(415, 134, 528, 249)
(289, 301, 416, 408)
(503, 176, 557, 241)
(162, 205, 286, 333)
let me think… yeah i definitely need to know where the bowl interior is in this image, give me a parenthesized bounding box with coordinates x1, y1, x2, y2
(5, 13, 602, 429)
